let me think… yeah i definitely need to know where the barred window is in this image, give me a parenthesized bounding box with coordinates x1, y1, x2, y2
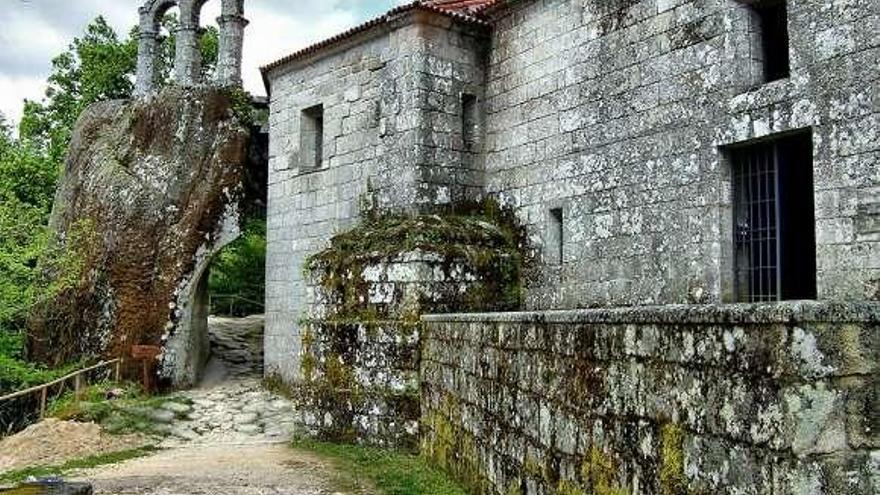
(731, 131, 816, 302)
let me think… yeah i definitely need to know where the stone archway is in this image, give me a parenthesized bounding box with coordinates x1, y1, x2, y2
(135, 0, 248, 96)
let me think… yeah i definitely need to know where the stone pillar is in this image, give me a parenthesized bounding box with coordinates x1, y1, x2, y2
(135, 30, 158, 97)
(174, 22, 202, 86)
(216, 6, 248, 87)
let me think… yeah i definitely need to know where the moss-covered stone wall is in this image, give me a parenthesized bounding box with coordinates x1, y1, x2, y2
(422, 302, 879, 494)
(293, 202, 528, 448)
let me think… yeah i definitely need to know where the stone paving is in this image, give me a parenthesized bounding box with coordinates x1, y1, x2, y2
(73, 316, 358, 495)
(155, 315, 299, 446)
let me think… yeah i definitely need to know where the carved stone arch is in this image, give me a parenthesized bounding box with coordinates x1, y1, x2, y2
(139, 0, 179, 33)
(135, 0, 180, 96)
(135, 0, 246, 97)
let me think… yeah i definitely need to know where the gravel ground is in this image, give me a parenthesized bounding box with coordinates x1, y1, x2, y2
(1, 316, 351, 494)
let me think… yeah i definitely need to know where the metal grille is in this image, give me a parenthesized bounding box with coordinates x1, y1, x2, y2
(733, 142, 781, 302)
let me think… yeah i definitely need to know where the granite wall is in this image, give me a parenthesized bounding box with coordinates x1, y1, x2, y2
(264, 10, 489, 383)
(421, 302, 879, 494)
(483, 0, 880, 308)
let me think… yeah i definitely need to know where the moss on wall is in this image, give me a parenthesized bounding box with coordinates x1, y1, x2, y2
(659, 423, 686, 495)
(297, 199, 529, 449)
(422, 394, 493, 494)
(306, 198, 527, 320)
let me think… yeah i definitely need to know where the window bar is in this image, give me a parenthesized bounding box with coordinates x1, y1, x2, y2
(762, 144, 769, 301)
(749, 146, 757, 301)
(773, 143, 783, 301)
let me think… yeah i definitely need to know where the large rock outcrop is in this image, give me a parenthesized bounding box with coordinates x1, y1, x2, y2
(28, 87, 259, 387)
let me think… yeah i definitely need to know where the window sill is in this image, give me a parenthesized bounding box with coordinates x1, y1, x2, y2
(729, 77, 796, 112)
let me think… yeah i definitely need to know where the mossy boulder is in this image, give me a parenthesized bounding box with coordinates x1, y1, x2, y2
(27, 87, 258, 385)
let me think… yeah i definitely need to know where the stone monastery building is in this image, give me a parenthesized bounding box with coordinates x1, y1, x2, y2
(118, 0, 877, 492)
(261, 0, 878, 381)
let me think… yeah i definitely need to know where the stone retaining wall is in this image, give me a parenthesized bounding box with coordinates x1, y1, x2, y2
(294, 319, 421, 449)
(421, 302, 879, 494)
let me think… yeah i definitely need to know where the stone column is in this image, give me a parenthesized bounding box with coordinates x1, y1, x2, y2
(216, 12, 248, 87)
(174, 22, 202, 87)
(135, 30, 159, 97)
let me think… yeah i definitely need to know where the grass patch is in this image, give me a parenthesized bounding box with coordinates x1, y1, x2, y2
(293, 438, 468, 495)
(0, 446, 158, 485)
(48, 381, 190, 436)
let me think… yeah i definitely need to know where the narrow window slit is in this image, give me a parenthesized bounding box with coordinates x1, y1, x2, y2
(549, 208, 564, 265)
(747, 0, 791, 83)
(461, 93, 478, 151)
(301, 104, 324, 170)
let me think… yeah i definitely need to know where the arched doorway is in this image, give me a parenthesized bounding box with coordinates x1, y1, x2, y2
(200, 218, 266, 387)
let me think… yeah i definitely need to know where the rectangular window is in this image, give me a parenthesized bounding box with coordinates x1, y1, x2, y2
(461, 93, 478, 151)
(301, 104, 324, 169)
(548, 208, 564, 265)
(749, 0, 791, 82)
(731, 131, 815, 302)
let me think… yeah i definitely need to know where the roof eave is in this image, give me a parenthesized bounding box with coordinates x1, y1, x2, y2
(259, 1, 489, 78)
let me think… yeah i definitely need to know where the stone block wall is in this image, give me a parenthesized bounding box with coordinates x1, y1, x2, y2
(295, 318, 421, 449)
(421, 302, 879, 494)
(295, 255, 483, 449)
(264, 11, 489, 383)
(292, 208, 524, 448)
(483, 0, 880, 308)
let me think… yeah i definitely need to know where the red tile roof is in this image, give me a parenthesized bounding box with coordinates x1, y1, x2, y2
(260, 1, 494, 74)
(428, 0, 498, 13)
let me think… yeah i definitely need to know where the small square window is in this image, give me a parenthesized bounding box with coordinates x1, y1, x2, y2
(301, 104, 324, 169)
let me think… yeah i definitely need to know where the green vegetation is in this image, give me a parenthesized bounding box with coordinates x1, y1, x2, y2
(659, 423, 686, 495)
(293, 438, 468, 495)
(306, 199, 527, 321)
(0, 447, 158, 485)
(208, 218, 266, 316)
(0, 15, 220, 394)
(49, 382, 191, 437)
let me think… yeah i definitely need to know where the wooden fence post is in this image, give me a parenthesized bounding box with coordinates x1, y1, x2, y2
(74, 373, 83, 402)
(115, 358, 122, 382)
(39, 387, 48, 418)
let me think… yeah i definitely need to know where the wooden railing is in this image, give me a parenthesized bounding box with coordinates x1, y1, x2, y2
(208, 293, 264, 316)
(0, 358, 122, 424)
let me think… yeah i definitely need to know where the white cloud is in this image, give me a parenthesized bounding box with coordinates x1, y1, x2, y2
(0, 0, 400, 126)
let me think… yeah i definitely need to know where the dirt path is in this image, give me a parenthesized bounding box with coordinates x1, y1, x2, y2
(78, 443, 352, 495)
(69, 316, 358, 494)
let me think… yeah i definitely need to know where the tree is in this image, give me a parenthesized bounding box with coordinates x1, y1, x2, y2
(19, 17, 137, 163)
(209, 219, 266, 316)
(1, 14, 220, 348)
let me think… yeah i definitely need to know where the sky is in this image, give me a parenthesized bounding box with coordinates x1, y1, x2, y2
(0, 0, 408, 126)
